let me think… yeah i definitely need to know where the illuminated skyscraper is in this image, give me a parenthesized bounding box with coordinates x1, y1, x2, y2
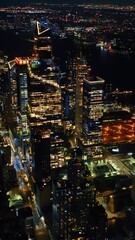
(28, 21, 65, 169)
(28, 69, 64, 168)
(8, 59, 18, 112)
(65, 55, 76, 130)
(79, 76, 105, 160)
(65, 55, 88, 136)
(8, 57, 30, 150)
(14, 58, 29, 118)
(33, 21, 52, 60)
(75, 57, 89, 138)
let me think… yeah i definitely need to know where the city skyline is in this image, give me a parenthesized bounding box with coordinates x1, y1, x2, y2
(0, 3, 135, 240)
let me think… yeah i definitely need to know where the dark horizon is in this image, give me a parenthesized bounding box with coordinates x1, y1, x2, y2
(0, 0, 135, 7)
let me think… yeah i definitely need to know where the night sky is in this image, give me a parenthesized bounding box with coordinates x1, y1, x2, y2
(0, 0, 135, 7)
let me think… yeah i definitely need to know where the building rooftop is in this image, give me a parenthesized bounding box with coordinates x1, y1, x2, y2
(94, 175, 132, 192)
(103, 110, 132, 121)
(15, 57, 29, 65)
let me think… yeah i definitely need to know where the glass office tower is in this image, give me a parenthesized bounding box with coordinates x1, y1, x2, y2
(8, 57, 30, 150)
(29, 77, 64, 168)
(29, 21, 65, 169)
(33, 21, 52, 60)
(79, 76, 105, 160)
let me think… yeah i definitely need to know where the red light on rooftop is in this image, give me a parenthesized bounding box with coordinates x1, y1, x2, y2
(15, 57, 29, 65)
(32, 53, 39, 57)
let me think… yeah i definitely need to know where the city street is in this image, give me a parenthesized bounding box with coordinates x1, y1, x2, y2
(6, 134, 51, 240)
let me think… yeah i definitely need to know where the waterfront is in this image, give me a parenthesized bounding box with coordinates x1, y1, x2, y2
(85, 45, 135, 91)
(0, 30, 134, 91)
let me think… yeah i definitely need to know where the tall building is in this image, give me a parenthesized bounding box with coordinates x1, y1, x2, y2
(52, 179, 96, 240)
(32, 130, 52, 208)
(33, 21, 52, 60)
(52, 180, 73, 240)
(65, 54, 76, 130)
(9, 57, 29, 116)
(8, 59, 18, 113)
(28, 21, 65, 169)
(79, 76, 105, 160)
(32, 131, 51, 184)
(28, 69, 65, 168)
(65, 55, 88, 134)
(52, 148, 97, 239)
(8, 57, 30, 153)
(75, 57, 89, 138)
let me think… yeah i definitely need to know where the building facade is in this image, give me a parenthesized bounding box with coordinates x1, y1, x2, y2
(79, 76, 105, 160)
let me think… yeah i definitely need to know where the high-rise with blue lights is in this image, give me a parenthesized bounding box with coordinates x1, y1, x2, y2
(8, 57, 30, 152)
(79, 76, 105, 160)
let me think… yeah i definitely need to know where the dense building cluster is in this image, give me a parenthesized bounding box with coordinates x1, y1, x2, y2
(0, 3, 135, 240)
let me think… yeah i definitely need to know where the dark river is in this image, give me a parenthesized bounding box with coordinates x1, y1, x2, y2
(0, 30, 134, 92)
(84, 45, 135, 91)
